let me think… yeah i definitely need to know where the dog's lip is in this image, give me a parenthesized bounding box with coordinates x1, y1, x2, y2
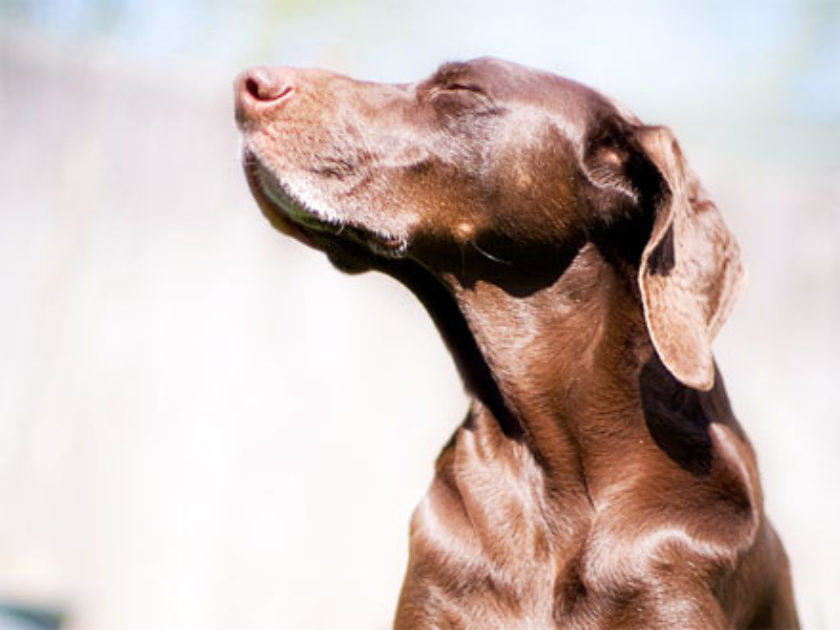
(242, 149, 409, 257)
(243, 150, 339, 234)
(242, 152, 323, 249)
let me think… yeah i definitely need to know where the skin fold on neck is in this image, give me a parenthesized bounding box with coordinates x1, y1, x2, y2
(441, 242, 655, 498)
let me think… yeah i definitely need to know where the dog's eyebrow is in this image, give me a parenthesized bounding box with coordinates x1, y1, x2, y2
(431, 62, 473, 85)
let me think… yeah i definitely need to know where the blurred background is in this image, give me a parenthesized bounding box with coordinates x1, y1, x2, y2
(0, 0, 838, 628)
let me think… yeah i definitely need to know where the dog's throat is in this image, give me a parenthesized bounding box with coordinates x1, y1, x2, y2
(382, 258, 524, 439)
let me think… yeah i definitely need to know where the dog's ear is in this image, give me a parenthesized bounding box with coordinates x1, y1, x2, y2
(633, 126, 744, 391)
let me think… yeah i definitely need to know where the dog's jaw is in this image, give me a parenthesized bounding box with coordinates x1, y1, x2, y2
(242, 148, 410, 268)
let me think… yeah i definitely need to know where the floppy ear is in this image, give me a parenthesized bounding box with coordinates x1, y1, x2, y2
(635, 126, 745, 391)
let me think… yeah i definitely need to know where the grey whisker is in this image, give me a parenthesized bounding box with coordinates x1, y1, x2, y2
(470, 240, 513, 266)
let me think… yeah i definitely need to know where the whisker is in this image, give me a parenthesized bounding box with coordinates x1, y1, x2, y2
(470, 240, 513, 266)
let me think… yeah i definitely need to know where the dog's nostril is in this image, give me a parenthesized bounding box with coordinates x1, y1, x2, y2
(243, 69, 293, 103)
(245, 77, 263, 100)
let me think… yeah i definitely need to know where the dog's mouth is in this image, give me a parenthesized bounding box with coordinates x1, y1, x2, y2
(242, 149, 408, 270)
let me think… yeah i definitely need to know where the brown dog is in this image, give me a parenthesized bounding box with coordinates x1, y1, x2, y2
(235, 57, 798, 629)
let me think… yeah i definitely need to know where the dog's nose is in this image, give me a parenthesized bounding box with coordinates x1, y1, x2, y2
(235, 67, 294, 122)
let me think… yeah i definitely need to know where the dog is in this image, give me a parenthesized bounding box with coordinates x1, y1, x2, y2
(235, 57, 798, 629)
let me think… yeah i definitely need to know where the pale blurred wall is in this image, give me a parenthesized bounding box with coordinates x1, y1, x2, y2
(0, 1, 838, 629)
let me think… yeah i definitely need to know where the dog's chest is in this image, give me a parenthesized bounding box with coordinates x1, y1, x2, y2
(405, 428, 728, 628)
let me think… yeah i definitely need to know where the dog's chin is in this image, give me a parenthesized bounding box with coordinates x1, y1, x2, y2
(242, 152, 406, 274)
(323, 245, 375, 274)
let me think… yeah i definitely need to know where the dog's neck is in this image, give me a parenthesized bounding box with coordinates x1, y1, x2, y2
(442, 242, 653, 490)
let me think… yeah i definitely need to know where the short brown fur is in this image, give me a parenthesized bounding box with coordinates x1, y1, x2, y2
(235, 57, 797, 629)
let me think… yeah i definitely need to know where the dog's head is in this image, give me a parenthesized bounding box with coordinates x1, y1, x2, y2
(235, 57, 742, 391)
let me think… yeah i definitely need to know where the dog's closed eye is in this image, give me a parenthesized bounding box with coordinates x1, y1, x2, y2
(429, 83, 499, 118)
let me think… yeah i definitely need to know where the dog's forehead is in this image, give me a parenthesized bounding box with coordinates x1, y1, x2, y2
(448, 58, 604, 98)
(425, 57, 618, 130)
